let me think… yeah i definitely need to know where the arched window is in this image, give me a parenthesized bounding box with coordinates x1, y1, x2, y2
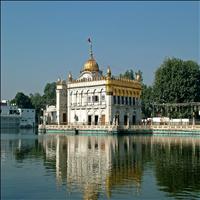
(86, 90, 90, 104)
(92, 89, 99, 103)
(75, 91, 78, 105)
(100, 88, 105, 102)
(70, 91, 73, 105)
(80, 90, 84, 105)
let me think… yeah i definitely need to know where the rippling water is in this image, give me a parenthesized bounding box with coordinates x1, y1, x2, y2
(1, 129, 200, 200)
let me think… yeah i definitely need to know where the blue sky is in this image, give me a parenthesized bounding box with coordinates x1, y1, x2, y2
(1, 1, 199, 100)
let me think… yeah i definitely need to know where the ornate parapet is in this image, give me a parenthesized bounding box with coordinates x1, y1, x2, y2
(105, 78, 142, 97)
(67, 74, 142, 98)
(70, 76, 107, 83)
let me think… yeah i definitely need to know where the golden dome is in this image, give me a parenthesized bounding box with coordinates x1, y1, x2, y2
(83, 58, 99, 72)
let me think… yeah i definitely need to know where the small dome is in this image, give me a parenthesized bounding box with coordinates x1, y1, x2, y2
(83, 58, 99, 72)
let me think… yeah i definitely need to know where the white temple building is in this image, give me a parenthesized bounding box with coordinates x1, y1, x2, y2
(56, 40, 142, 127)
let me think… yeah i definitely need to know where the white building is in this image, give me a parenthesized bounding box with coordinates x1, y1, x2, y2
(1, 100, 20, 129)
(43, 105, 57, 125)
(0, 100, 35, 128)
(18, 108, 35, 128)
(56, 42, 142, 126)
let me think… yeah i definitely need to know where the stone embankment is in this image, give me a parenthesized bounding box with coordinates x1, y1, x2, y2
(38, 124, 200, 135)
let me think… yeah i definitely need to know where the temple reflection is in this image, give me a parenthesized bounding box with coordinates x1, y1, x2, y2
(40, 135, 143, 199)
(39, 135, 200, 199)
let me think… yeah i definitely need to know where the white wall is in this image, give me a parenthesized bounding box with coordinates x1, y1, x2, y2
(1, 103, 19, 116)
(111, 97, 141, 125)
(44, 105, 57, 124)
(1, 104, 11, 115)
(68, 84, 107, 125)
(18, 109, 35, 127)
(56, 83, 67, 124)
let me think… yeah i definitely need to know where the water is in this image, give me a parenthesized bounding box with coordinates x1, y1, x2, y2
(1, 129, 200, 200)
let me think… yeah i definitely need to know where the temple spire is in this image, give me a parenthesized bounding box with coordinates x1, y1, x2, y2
(88, 38, 93, 58)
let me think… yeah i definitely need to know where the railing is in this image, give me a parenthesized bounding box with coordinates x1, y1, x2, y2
(39, 124, 200, 131)
(130, 125, 200, 130)
(40, 124, 118, 130)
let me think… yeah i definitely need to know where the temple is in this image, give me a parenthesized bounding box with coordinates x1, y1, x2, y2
(55, 39, 142, 126)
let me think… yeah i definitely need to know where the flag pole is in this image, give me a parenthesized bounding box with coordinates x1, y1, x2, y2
(88, 38, 93, 58)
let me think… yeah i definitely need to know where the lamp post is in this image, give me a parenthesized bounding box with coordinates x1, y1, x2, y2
(41, 108, 45, 125)
(192, 111, 195, 126)
(152, 103, 155, 118)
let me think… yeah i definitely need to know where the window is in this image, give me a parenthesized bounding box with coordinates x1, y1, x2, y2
(133, 97, 135, 105)
(117, 96, 120, 104)
(88, 96, 91, 102)
(92, 95, 99, 102)
(125, 97, 128, 105)
(113, 96, 116, 104)
(101, 95, 105, 101)
(121, 97, 124, 104)
(129, 97, 132, 105)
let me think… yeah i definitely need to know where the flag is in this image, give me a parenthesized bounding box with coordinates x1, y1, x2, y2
(88, 38, 91, 43)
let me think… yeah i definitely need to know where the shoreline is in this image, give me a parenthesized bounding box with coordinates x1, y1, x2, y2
(38, 124, 200, 135)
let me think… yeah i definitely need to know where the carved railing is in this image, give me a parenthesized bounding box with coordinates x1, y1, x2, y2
(39, 124, 200, 131)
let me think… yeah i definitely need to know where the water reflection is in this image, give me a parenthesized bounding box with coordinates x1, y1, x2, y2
(39, 135, 142, 199)
(38, 135, 200, 199)
(1, 133, 200, 200)
(1, 129, 41, 164)
(150, 137, 200, 199)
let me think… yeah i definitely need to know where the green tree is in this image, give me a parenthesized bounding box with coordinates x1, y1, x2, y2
(30, 93, 45, 110)
(30, 93, 46, 124)
(141, 85, 153, 118)
(153, 58, 200, 118)
(153, 58, 200, 103)
(43, 82, 56, 105)
(11, 92, 33, 108)
(119, 69, 134, 80)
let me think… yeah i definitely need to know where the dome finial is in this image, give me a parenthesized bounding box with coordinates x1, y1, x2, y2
(68, 72, 72, 82)
(88, 38, 93, 58)
(107, 66, 111, 79)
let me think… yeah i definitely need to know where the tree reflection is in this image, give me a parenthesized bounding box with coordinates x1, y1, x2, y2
(14, 140, 44, 161)
(152, 137, 200, 197)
